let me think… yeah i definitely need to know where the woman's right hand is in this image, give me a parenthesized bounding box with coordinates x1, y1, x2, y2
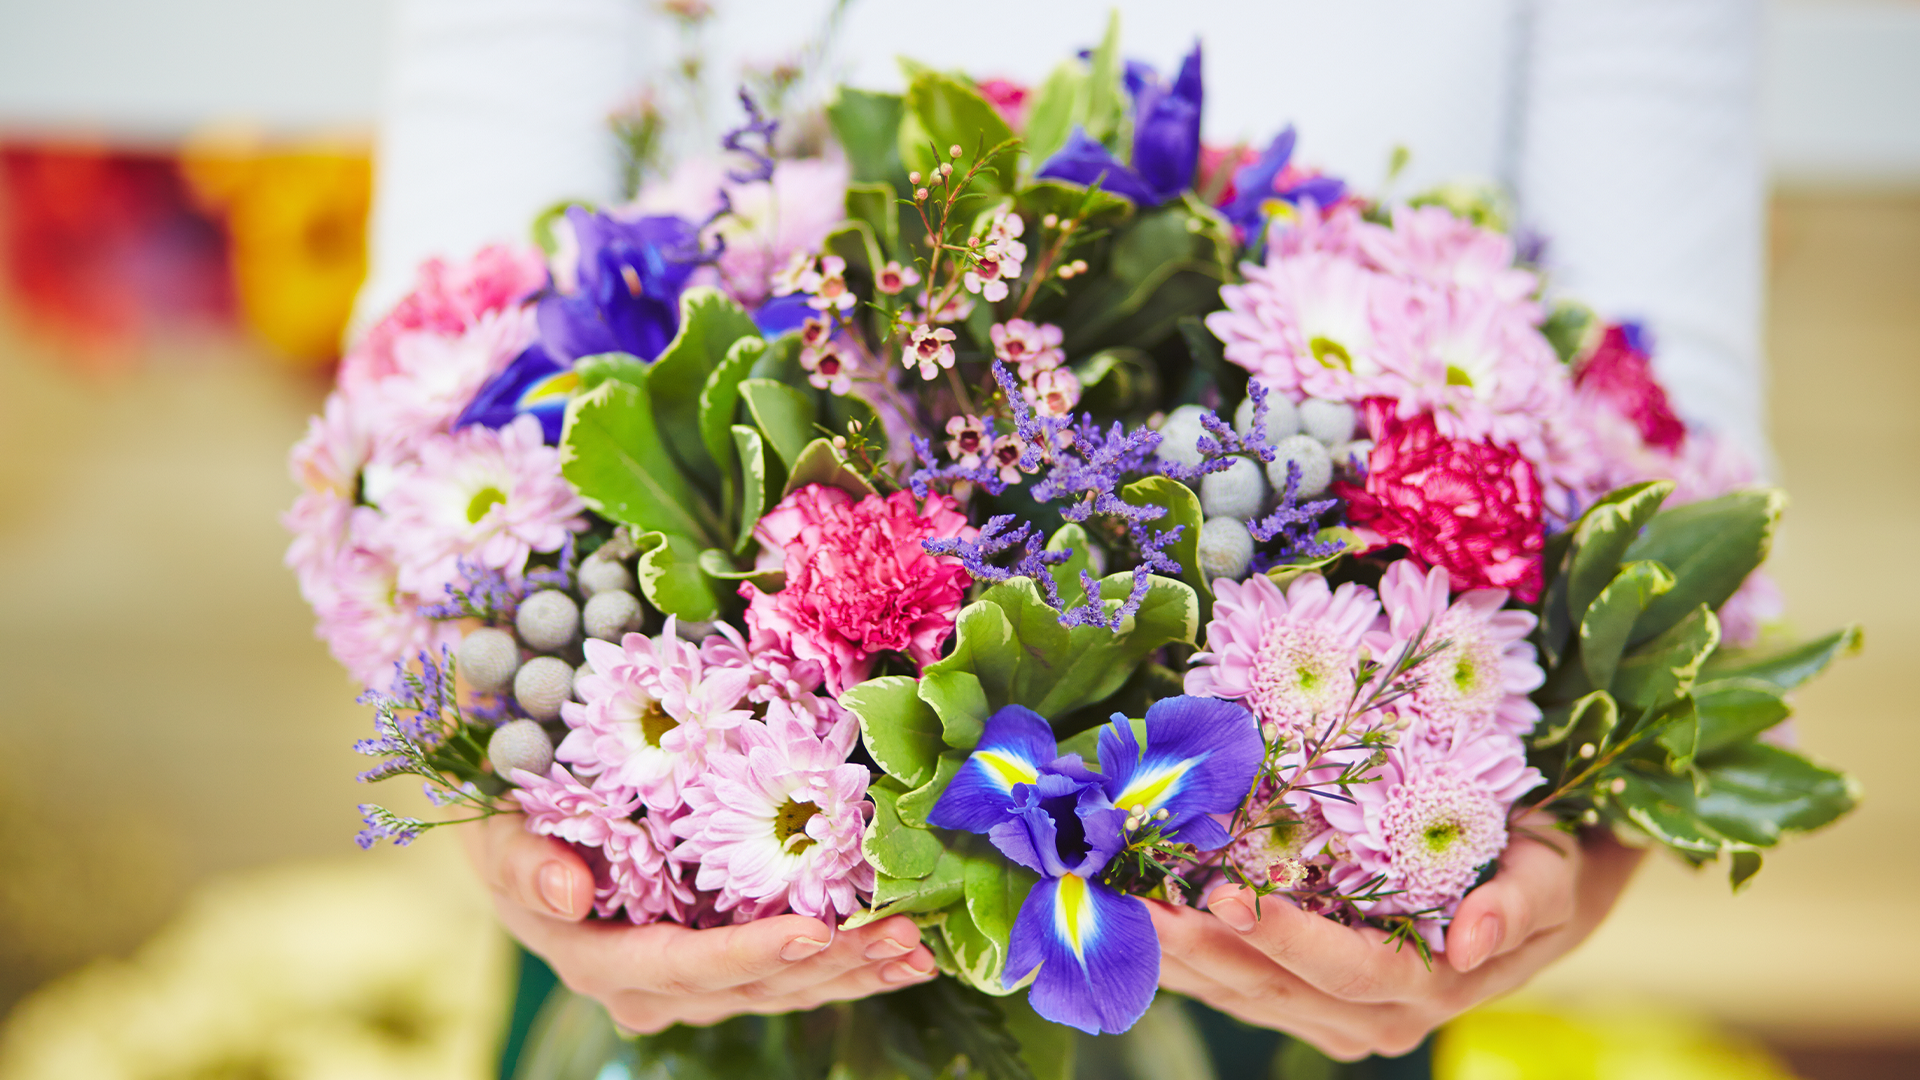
(465, 813, 939, 1033)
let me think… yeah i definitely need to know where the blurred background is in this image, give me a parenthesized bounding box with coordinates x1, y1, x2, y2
(0, 1, 1914, 1078)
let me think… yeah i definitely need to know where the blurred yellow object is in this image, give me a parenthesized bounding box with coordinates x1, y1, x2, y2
(1435, 1000, 1799, 1080)
(0, 848, 509, 1080)
(182, 128, 371, 366)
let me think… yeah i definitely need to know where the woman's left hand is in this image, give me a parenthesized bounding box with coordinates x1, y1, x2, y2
(1147, 818, 1644, 1062)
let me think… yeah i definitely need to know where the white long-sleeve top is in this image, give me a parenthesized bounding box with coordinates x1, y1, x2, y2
(361, 0, 1766, 464)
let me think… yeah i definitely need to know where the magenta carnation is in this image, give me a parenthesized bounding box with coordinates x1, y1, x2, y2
(1573, 325, 1687, 455)
(373, 415, 584, 596)
(1370, 561, 1544, 753)
(741, 485, 974, 695)
(671, 703, 875, 921)
(1316, 734, 1543, 950)
(557, 619, 755, 811)
(1337, 401, 1545, 602)
(1185, 573, 1384, 742)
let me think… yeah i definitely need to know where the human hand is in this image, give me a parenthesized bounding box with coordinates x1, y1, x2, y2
(1149, 819, 1644, 1060)
(464, 813, 938, 1033)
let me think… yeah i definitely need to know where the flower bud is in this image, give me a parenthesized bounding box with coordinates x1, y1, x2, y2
(1198, 516, 1255, 583)
(457, 627, 520, 694)
(1299, 398, 1357, 445)
(515, 590, 579, 652)
(513, 656, 574, 721)
(488, 719, 554, 779)
(583, 589, 643, 641)
(908, 170, 922, 185)
(1266, 435, 1333, 498)
(577, 555, 636, 597)
(1200, 456, 1267, 520)
(949, 144, 963, 158)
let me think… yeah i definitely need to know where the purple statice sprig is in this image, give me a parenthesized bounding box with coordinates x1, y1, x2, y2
(352, 647, 510, 849)
(722, 88, 778, 184)
(1250, 459, 1345, 560)
(1153, 378, 1282, 484)
(923, 514, 1075, 608)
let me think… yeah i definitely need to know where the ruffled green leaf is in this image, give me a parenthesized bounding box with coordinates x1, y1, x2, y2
(896, 751, 967, 827)
(561, 380, 721, 549)
(738, 377, 818, 470)
(647, 288, 762, 489)
(1120, 476, 1209, 609)
(730, 425, 770, 557)
(696, 548, 782, 591)
(852, 853, 967, 927)
(863, 779, 945, 879)
(961, 852, 1038, 998)
(633, 530, 721, 622)
(842, 675, 944, 789)
(782, 437, 877, 500)
(698, 335, 765, 500)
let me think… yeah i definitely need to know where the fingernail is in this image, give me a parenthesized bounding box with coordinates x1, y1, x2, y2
(536, 863, 575, 918)
(881, 958, 935, 984)
(864, 938, 912, 960)
(780, 936, 830, 962)
(1464, 915, 1504, 971)
(1213, 897, 1256, 933)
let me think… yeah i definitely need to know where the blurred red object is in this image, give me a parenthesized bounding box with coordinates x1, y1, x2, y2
(0, 143, 234, 367)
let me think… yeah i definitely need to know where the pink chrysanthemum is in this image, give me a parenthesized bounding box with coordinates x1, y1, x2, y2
(1370, 561, 1543, 753)
(1356, 204, 1540, 306)
(510, 764, 694, 924)
(671, 704, 875, 921)
(349, 243, 547, 384)
(1317, 734, 1542, 950)
(699, 623, 850, 738)
(311, 522, 456, 687)
(557, 619, 755, 811)
(742, 485, 974, 695)
(373, 415, 584, 596)
(1393, 290, 1566, 462)
(1185, 573, 1385, 741)
(340, 305, 538, 443)
(1207, 250, 1414, 403)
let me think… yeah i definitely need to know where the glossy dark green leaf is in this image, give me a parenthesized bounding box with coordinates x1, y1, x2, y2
(1532, 690, 1617, 750)
(1693, 677, 1793, 757)
(1694, 743, 1858, 845)
(1624, 489, 1782, 644)
(1579, 560, 1676, 692)
(1611, 769, 1726, 854)
(1700, 624, 1864, 691)
(1729, 850, 1763, 892)
(842, 675, 944, 789)
(1565, 482, 1675, 630)
(1612, 604, 1720, 715)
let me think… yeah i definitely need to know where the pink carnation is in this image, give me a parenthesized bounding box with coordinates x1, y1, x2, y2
(742, 485, 974, 695)
(975, 78, 1030, 131)
(1185, 573, 1384, 742)
(557, 620, 755, 811)
(1316, 734, 1542, 951)
(1370, 561, 1543, 753)
(1573, 325, 1687, 454)
(373, 415, 585, 596)
(352, 243, 547, 378)
(671, 704, 875, 921)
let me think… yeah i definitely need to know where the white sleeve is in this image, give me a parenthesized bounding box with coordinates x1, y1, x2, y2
(354, 0, 642, 329)
(1516, 0, 1769, 468)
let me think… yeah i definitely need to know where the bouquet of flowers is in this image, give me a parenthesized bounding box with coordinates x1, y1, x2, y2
(287, 16, 1859, 1075)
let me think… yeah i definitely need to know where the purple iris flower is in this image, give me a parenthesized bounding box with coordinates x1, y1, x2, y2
(1036, 43, 1203, 207)
(536, 207, 704, 363)
(926, 695, 1262, 1034)
(454, 343, 576, 444)
(1219, 126, 1349, 242)
(751, 292, 815, 338)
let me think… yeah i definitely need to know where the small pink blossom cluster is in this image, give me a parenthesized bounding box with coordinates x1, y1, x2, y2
(283, 245, 585, 686)
(513, 617, 874, 924)
(1186, 563, 1546, 948)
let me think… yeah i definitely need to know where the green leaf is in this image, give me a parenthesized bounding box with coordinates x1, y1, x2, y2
(633, 531, 721, 622)
(1082, 9, 1125, 146)
(1579, 561, 1676, 692)
(696, 547, 782, 591)
(896, 751, 967, 827)
(940, 901, 1005, 994)
(1043, 523, 1097, 607)
(1120, 475, 1209, 606)
(731, 425, 770, 557)
(846, 182, 901, 259)
(962, 853, 1039, 997)
(1612, 605, 1720, 716)
(1654, 695, 1701, 774)
(1729, 850, 1763, 892)
(1532, 690, 1618, 750)
(782, 438, 878, 500)
(1624, 489, 1783, 645)
(699, 335, 766, 498)
(1001, 994, 1076, 1080)
(560, 380, 718, 548)
(1694, 743, 1858, 845)
(857, 853, 967, 924)
(1612, 769, 1727, 854)
(1565, 482, 1676, 632)
(918, 976, 1036, 1080)
(1700, 624, 1864, 691)
(842, 676, 944, 789)
(739, 377, 819, 470)
(827, 88, 907, 189)
(900, 71, 1017, 194)
(647, 287, 762, 488)
(1693, 677, 1793, 757)
(1021, 62, 1084, 167)
(572, 350, 650, 390)
(920, 575, 1199, 746)
(863, 780, 945, 879)
(825, 219, 887, 282)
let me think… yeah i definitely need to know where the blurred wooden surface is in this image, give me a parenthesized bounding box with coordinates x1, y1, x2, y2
(0, 191, 1915, 1037)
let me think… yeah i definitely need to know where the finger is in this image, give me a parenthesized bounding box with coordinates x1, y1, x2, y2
(1446, 821, 1580, 974)
(692, 917, 927, 1000)
(1152, 900, 1376, 1014)
(1203, 885, 1430, 1003)
(467, 813, 593, 921)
